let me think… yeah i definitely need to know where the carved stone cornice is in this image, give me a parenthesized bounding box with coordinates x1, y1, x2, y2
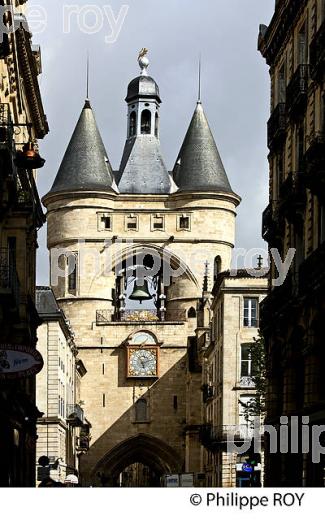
(15, 28, 49, 138)
(259, 0, 308, 66)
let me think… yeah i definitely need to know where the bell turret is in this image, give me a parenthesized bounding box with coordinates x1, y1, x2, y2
(116, 50, 171, 194)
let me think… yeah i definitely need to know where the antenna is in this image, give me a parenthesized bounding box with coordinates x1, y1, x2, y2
(86, 52, 90, 100)
(198, 54, 202, 103)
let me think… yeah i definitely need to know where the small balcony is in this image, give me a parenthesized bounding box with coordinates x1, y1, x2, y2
(0, 34, 10, 60)
(0, 248, 20, 308)
(96, 308, 187, 324)
(66, 404, 84, 427)
(310, 20, 325, 81)
(200, 424, 258, 450)
(202, 384, 215, 403)
(286, 65, 309, 118)
(302, 132, 325, 197)
(262, 203, 283, 245)
(278, 172, 306, 222)
(260, 272, 293, 329)
(299, 241, 325, 296)
(267, 103, 286, 150)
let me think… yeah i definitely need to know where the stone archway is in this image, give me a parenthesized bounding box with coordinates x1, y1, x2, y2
(92, 434, 183, 487)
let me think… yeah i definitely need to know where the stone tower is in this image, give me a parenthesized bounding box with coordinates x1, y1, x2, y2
(42, 52, 240, 486)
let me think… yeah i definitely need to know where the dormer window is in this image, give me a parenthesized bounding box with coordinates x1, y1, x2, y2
(178, 214, 191, 231)
(141, 109, 151, 134)
(155, 112, 159, 137)
(98, 213, 112, 231)
(126, 215, 138, 231)
(129, 111, 137, 137)
(152, 214, 164, 231)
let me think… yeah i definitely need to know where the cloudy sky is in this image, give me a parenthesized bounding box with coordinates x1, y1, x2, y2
(29, 0, 275, 284)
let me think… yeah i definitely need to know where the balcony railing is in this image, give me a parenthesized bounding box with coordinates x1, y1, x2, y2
(267, 103, 286, 150)
(0, 103, 13, 151)
(67, 404, 84, 427)
(299, 241, 325, 296)
(200, 424, 259, 449)
(0, 248, 20, 306)
(96, 308, 187, 324)
(303, 132, 325, 196)
(278, 172, 306, 222)
(310, 19, 325, 81)
(286, 65, 309, 117)
(0, 34, 10, 60)
(262, 203, 283, 245)
(202, 384, 215, 403)
(260, 271, 293, 329)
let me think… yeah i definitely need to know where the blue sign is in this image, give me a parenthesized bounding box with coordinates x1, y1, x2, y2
(242, 463, 253, 473)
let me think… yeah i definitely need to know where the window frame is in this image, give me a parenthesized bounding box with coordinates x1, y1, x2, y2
(243, 297, 258, 328)
(97, 212, 112, 232)
(177, 214, 191, 231)
(151, 214, 165, 232)
(125, 214, 139, 232)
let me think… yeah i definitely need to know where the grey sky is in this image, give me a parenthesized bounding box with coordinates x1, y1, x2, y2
(31, 0, 275, 284)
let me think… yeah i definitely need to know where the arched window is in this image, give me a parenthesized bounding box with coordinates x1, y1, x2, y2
(155, 112, 159, 137)
(214, 256, 222, 282)
(129, 111, 136, 137)
(141, 109, 151, 134)
(188, 307, 196, 319)
(135, 399, 148, 422)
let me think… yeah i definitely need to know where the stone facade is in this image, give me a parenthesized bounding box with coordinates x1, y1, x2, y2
(199, 272, 268, 487)
(0, 2, 48, 486)
(42, 56, 241, 486)
(259, 0, 325, 486)
(35, 287, 90, 484)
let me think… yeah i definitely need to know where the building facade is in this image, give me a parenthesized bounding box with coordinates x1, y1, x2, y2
(35, 287, 90, 485)
(42, 52, 241, 486)
(0, 2, 48, 486)
(199, 271, 267, 487)
(259, 0, 325, 486)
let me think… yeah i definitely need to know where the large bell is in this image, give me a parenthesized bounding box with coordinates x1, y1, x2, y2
(129, 279, 152, 304)
(15, 141, 46, 169)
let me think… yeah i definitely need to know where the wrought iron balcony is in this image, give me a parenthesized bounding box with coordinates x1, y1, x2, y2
(262, 203, 283, 245)
(260, 271, 293, 329)
(66, 404, 84, 427)
(0, 34, 10, 60)
(0, 103, 13, 152)
(96, 308, 187, 324)
(267, 103, 286, 150)
(0, 248, 20, 307)
(202, 384, 215, 403)
(200, 424, 258, 450)
(278, 172, 306, 222)
(299, 241, 325, 296)
(286, 65, 309, 117)
(302, 132, 325, 197)
(310, 19, 325, 81)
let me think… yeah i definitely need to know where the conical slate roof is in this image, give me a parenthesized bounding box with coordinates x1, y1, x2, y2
(173, 102, 233, 193)
(49, 100, 116, 194)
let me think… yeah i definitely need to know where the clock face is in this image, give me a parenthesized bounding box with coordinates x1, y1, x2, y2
(128, 348, 158, 377)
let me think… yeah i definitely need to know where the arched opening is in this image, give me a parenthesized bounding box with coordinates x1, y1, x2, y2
(141, 109, 151, 134)
(129, 111, 136, 137)
(135, 399, 148, 422)
(214, 256, 222, 282)
(155, 112, 159, 137)
(188, 307, 196, 319)
(93, 433, 183, 487)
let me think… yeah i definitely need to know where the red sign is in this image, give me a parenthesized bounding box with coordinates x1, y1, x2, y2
(0, 344, 44, 380)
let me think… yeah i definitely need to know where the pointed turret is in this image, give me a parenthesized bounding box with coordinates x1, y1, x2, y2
(173, 102, 233, 193)
(116, 50, 171, 194)
(48, 100, 116, 195)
